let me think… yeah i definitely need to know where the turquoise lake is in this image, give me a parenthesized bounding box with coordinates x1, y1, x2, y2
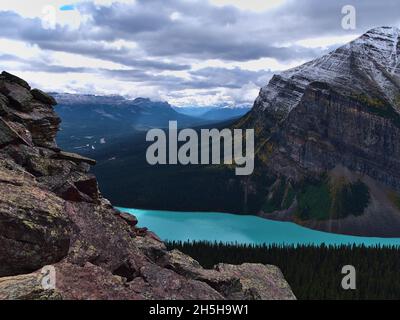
(118, 208, 400, 247)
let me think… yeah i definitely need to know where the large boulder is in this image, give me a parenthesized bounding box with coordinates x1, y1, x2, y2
(0, 166, 71, 277)
(31, 89, 57, 106)
(162, 250, 296, 300)
(0, 119, 29, 146)
(0, 81, 33, 112)
(0, 270, 61, 300)
(0, 71, 31, 90)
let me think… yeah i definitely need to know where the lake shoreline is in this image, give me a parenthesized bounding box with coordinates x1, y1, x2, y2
(117, 207, 400, 247)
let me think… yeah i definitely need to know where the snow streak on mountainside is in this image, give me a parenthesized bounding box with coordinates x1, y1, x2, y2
(255, 27, 400, 118)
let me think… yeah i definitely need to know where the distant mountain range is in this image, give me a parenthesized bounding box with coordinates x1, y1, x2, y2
(54, 93, 249, 153)
(174, 106, 251, 120)
(54, 94, 203, 152)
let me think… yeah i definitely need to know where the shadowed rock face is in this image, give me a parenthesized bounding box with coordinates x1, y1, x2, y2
(272, 84, 400, 187)
(0, 71, 295, 300)
(248, 27, 400, 175)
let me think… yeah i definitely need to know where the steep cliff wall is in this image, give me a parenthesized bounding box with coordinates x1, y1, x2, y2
(240, 27, 400, 236)
(273, 83, 400, 187)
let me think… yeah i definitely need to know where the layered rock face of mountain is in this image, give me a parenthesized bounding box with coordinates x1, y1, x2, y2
(240, 27, 400, 236)
(0, 71, 295, 299)
(253, 26, 400, 122)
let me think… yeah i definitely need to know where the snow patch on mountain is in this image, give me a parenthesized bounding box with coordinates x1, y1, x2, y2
(256, 26, 400, 117)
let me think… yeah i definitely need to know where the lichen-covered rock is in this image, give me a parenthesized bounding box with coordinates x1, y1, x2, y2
(0, 262, 138, 300)
(0, 270, 61, 300)
(0, 72, 295, 300)
(53, 151, 96, 166)
(162, 250, 296, 300)
(0, 167, 71, 277)
(0, 71, 31, 90)
(118, 211, 138, 227)
(213, 263, 296, 300)
(133, 234, 167, 262)
(0, 119, 28, 146)
(0, 87, 60, 149)
(0, 81, 33, 112)
(132, 263, 224, 300)
(52, 262, 142, 300)
(31, 89, 57, 106)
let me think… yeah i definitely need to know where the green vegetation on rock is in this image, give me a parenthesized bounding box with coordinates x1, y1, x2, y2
(330, 179, 370, 219)
(353, 93, 400, 128)
(296, 178, 332, 220)
(262, 179, 296, 213)
(295, 177, 370, 221)
(388, 191, 400, 210)
(261, 176, 371, 221)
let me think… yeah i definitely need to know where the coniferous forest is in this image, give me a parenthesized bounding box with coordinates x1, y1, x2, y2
(166, 241, 400, 300)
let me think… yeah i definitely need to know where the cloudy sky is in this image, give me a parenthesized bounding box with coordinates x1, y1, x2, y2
(0, 0, 399, 107)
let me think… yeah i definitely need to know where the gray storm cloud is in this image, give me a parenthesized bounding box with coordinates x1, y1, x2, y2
(0, 0, 399, 105)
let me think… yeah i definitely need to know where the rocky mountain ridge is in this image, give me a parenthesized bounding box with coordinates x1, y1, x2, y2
(52, 93, 173, 109)
(254, 26, 400, 121)
(239, 26, 400, 236)
(0, 71, 295, 300)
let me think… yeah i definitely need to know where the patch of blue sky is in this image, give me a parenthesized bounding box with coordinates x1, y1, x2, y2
(60, 4, 75, 11)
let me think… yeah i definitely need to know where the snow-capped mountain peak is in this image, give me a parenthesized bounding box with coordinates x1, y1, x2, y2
(255, 26, 400, 117)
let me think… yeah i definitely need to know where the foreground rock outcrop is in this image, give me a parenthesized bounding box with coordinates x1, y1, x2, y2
(0, 71, 295, 300)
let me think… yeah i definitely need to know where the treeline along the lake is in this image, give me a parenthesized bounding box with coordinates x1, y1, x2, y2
(166, 241, 400, 300)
